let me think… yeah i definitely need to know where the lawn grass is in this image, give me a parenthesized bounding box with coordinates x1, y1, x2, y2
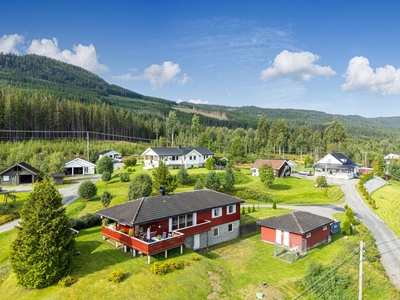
(239, 207, 292, 226)
(1, 212, 398, 299)
(369, 180, 400, 237)
(0, 192, 30, 225)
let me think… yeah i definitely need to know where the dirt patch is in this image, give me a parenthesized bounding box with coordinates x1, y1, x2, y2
(207, 267, 229, 300)
(238, 284, 285, 300)
(174, 107, 230, 121)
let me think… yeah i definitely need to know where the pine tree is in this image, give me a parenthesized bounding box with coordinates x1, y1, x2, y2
(259, 165, 275, 189)
(223, 163, 235, 190)
(10, 177, 75, 289)
(128, 173, 153, 200)
(204, 171, 221, 191)
(97, 155, 114, 174)
(152, 161, 177, 193)
(176, 164, 189, 185)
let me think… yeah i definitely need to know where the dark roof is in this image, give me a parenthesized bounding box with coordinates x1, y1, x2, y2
(97, 189, 244, 226)
(146, 147, 214, 156)
(99, 150, 111, 155)
(258, 211, 334, 234)
(0, 162, 40, 176)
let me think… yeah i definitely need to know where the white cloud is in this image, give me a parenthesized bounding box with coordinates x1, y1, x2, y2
(114, 61, 191, 88)
(27, 37, 109, 73)
(188, 99, 208, 104)
(0, 34, 24, 54)
(342, 56, 400, 96)
(260, 50, 336, 81)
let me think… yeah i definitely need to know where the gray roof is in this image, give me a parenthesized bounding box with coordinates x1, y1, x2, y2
(97, 189, 244, 226)
(99, 150, 112, 155)
(313, 152, 358, 169)
(258, 211, 334, 234)
(0, 162, 40, 176)
(146, 147, 214, 156)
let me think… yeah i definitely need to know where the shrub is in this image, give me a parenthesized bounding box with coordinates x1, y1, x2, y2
(252, 204, 256, 212)
(101, 172, 111, 182)
(191, 254, 199, 261)
(126, 166, 133, 172)
(102, 218, 109, 226)
(341, 217, 352, 235)
(101, 190, 113, 208)
(58, 275, 77, 287)
(69, 213, 101, 230)
(247, 206, 252, 213)
(315, 176, 327, 187)
(150, 262, 168, 275)
(272, 200, 277, 209)
(107, 269, 124, 283)
(241, 206, 246, 214)
(97, 156, 114, 174)
(124, 156, 137, 167)
(194, 178, 203, 190)
(78, 180, 97, 200)
(119, 173, 130, 182)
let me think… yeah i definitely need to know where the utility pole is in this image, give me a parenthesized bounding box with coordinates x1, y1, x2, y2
(359, 241, 364, 300)
(87, 131, 90, 162)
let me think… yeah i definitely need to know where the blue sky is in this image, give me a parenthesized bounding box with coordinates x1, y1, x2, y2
(1, 1, 400, 118)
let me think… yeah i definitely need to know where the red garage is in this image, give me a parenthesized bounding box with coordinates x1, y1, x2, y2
(258, 211, 334, 251)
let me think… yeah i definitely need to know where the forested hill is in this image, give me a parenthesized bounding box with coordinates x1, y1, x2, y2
(1, 53, 400, 134)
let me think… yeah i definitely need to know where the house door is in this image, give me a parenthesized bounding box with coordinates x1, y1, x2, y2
(10, 176, 17, 185)
(276, 229, 282, 244)
(283, 231, 289, 246)
(193, 234, 200, 250)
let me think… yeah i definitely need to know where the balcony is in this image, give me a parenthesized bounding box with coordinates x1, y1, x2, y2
(176, 220, 212, 236)
(102, 226, 185, 255)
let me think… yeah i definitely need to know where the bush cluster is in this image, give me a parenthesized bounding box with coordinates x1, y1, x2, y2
(69, 213, 101, 230)
(149, 259, 188, 275)
(58, 275, 77, 287)
(315, 176, 327, 187)
(107, 269, 124, 283)
(119, 173, 130, 182)
(101, 172, 111, 182)
(236, 190, 273, 202)
(78, 180, 97, 200)
(124, 156, 137, 167)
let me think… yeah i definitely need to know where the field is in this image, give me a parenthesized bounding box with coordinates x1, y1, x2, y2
(369, 180, 400, 237)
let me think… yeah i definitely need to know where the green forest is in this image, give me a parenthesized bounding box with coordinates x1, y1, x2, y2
(0, 53, 399, 172)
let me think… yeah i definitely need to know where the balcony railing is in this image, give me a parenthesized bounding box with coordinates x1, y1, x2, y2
(102, 226, 185, 255)
(176, 220, 212, 236)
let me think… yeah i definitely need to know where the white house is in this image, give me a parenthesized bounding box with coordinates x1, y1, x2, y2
(141, 146, 214, 170)
(99, 150, 121, 160)
(313, 152, 358, 180)
(384, 153, 399, 165)
(65, 158, 96, 175)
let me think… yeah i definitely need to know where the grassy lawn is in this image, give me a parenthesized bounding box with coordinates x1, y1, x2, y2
(240, 207, 292, 226)
(0, 192, 30, 225)
(1, 212, 398, 299)
(369, 180, 400, 237)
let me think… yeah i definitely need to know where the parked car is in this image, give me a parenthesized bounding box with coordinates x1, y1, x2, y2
(299, 170, 312, 176)
(115, 156, 124, 163)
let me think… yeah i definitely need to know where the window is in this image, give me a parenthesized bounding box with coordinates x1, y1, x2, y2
(227, 205, 236, 215)
(213, 207, 222, 218)
(172, 217, 178, 230)
(187, 214, 193, 227)
(3, 176, 9, 182)
(323, 225, 327, 231)
(306, 232, 311, 238)
(13, 166, 22, 171)
(193, 156, 197, 160)
(179, 215, 186, 229)
(213, 227, 219, 236)
(189, 156, 192, 160)
(228, 223, 233, 232)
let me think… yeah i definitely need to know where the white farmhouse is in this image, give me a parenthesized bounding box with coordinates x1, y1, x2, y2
(141, 146, 214, 170)
(99, 150, 121, 160)
(313, 152, 358, 180)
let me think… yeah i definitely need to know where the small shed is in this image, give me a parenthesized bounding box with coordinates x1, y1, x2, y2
(0, 162, 40, 185)
(250, 159, 291, 178)
(52, 173, 65, 185)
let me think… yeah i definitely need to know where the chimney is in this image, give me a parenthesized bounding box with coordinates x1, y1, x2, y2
(178, 145, 182, 150)
(159, 186, 166, 196)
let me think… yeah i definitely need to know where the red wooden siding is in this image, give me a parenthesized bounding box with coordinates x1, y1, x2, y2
(261, 226, 276, 243)
(304, 225, 331, 248)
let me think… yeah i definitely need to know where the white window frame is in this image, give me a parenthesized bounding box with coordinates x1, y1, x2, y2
(323, 225, 327, 231)
(306, 232, 311, 238)
(227, 205, 236, 215)
(213, 227, 219, 237)
(212, 207, 222, 218)
(228, 223, 233, 232)
(3, 175, 10, 182)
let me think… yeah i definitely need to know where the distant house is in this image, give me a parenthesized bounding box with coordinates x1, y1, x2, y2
(65, 158, 96, 176)
(384, 153, 400, 165)
(250, 159, 291, 178)
(313, 152, 358, 180)
(141, 146, 214, 170)
(97, 189, 244, 263)
(258, 211, 334, 251)
(99, 150, 121, 160)
(0, 162, 39, 185)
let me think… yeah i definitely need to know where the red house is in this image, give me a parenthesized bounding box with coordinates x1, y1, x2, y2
(258, 211, 334, 251)
(97, 189, 244, 263)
